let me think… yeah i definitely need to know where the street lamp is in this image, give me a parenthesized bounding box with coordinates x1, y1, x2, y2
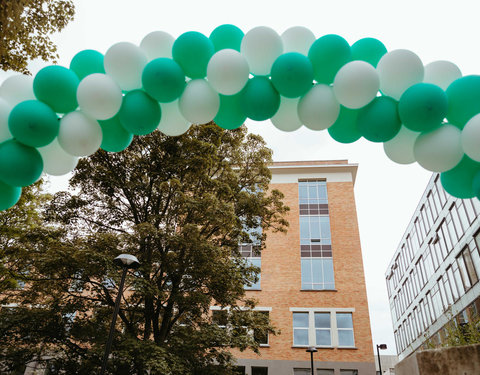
(100, 254, 140, 375)
(376, 344, 387, 375)
(306, 346, 318, 375)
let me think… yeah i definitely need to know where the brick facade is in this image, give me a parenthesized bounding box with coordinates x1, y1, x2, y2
(233, 161, 375, 374)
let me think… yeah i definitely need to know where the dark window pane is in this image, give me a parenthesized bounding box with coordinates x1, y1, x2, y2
(252, 367, 268, 375)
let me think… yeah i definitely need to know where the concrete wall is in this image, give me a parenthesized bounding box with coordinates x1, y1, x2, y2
(236, 357, 375, 375)
(395, 344, 480, 375)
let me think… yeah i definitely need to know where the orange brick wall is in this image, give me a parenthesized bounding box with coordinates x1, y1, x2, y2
(233, 179, 374, 365)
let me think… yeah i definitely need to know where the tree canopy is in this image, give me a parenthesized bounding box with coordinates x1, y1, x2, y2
(0, 0, 75, 74)
(0, 124, 289, 374)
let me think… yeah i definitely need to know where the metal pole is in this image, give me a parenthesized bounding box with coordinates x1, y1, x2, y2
(376, 345, 383, 375)
(100, 266, 128, 375)
(310, 350, 314, 375)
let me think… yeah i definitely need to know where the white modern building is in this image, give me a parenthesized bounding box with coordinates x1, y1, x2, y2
(386, 174, 480, 360)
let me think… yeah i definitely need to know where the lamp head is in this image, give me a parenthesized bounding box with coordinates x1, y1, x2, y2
(378, 344, 387, 350)
(113, 254, 140, 269)
(306, 346, 318, 353)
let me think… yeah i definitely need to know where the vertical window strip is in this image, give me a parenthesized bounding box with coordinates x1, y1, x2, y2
(299, 180, 334, 290)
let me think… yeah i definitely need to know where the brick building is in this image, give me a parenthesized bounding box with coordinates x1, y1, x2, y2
(227, 160, 375, 375)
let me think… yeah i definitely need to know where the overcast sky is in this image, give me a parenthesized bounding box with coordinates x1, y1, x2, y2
(3, 0, 480, 356)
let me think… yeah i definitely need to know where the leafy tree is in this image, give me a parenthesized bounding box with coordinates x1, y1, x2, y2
(0, 0, 75, 74)
(0, 124, 289, 374)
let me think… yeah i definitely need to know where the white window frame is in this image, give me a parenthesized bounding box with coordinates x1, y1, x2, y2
(210, 306, 272, 346)
(290, 307, 356, 348)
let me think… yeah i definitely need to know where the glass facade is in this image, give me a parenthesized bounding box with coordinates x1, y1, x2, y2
(299, 180, 335, 290)
(386, 174, 480, 358)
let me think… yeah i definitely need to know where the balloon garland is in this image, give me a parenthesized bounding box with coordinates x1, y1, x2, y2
(0, 24, 479, 211)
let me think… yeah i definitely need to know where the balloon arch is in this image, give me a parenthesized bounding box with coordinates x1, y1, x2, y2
(0, 25, 480, 210)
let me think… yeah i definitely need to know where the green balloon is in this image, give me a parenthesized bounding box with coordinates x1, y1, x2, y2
(214, 93, 246, 129)
(209, 24, 244, 52)
(399, 83, 447, 132)
(0, 180, 21, 211)
(0, 139, 43, 187)
(271, 53, 314, 98)
(446, 75, 480, 129)
(119, 90, 161, 136)
(308, 34, 351, 84)
(240, 76, 280, 121)
(357, 96, 401, 142)
(440, 155, 480, 199)
(8, 100, 59, 147)
(70, 49, 105, 80)
(33, 65, 79, 113)
(99, 115, 133, 152)
(172, 31, 215, 79)
(142, 58, 186, 102)
(328, 106, 361, 143)
(351, 38, 387, 67)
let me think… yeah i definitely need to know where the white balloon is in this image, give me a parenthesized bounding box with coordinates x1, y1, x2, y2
(376, 49, 424, 100)
(461, 113, 480, 162)
(104, 42, 147, 91)
(383, 126, 419, 165)
(424, 60, 462, 91)
(333, 61, 379, 109)
(0, 98, 12, 143)
(414, 124, 463, 172)
(179, 79, 220, 124)
(38, 138, 78, 176)
(0, 74, 35, 107)
(77, 74, 123, 120)
(281, 26, 316, 55)
(298, 85, 340, 131)
(58, 111, 103, 157)
(271, 97, 302, 132)
(240, 26, 283, 76)
(140, 31, 174, 60)
(207, 49, 249, 95)
(158, 100, 191, 136)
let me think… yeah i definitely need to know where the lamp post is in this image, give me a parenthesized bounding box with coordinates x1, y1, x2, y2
(100, 254, 140, 375)
(306, 346, 318, 375)
(376, 344, 387, 375)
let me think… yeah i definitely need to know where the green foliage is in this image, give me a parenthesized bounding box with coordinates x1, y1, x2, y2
(424, 310, 480, 349)
(0, 0, 75, 74)
(0, 124, 289, 374)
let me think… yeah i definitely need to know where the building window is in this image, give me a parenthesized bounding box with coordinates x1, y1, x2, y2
(212, 310, 228, 328)
(337, 313, 355, 347)
(293, 369, 311, 375)
(292, 309, 355, 348)
(252, 367, 268, 375)
(253, 311, 270, 346)
(456, 247, 478, 290)
(340, 370, 358, 375)
(234, 366, 246, 375)
(318, 370, 334, 375)
(293, 312, 310, 346)
(301, 258, 335, 290)
(240, 244, 261, 290)
(299, 180, 335, 290)
(315, 312, 331, 346)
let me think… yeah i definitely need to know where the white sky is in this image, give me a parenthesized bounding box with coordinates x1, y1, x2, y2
(3, 0, 480, 357)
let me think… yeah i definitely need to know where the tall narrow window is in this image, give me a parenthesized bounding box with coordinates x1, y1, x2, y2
(299, 180, 335, 290)
(314, 312, 331, 346)
(337, 313, 355, 347)
(293, 312, 309, 346)
(240, 244, 261, 290)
